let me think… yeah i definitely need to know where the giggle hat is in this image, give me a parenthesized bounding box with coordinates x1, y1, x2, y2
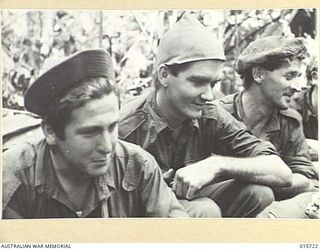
(155, 13, 225, 70)
(24, 49, 115, 117)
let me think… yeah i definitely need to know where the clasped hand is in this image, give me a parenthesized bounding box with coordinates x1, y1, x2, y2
(171, 160, 221, 200)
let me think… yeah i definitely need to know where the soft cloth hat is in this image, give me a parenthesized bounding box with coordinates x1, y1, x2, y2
(235, 36, 308, 74)
(155, 13, 226, 69)
(25, 49, 115, 117)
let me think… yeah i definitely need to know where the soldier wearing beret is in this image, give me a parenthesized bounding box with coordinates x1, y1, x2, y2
(216, 36, 318, 218)
(119, 14, 292, 217)
(2, 49, 188, 218)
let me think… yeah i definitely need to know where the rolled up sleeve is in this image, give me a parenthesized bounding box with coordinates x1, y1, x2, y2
(282, 120, 318, 180)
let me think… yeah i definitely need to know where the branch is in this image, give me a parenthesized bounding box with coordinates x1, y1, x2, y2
(225, 15, 281, 54)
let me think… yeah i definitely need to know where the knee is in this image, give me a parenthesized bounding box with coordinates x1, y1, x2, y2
(247, 184, 275, 210)
(179, 197, 222, 218)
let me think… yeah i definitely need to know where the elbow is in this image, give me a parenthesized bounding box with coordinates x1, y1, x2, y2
(277, 166, 293, 187)
(279, 173, 292, 187)
(271, 156, 292, 187)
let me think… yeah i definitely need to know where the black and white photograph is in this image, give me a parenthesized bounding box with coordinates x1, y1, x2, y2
(1, 7, 319, 224)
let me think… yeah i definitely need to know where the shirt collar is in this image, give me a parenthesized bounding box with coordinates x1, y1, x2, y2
(234, 91, 280, 133)
(34, 140, 115, 202)
(144, 92, 199, 142)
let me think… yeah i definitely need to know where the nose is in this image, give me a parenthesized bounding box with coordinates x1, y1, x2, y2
(200, 84, 214, 102)
(290, 76, 306, 92)
(97, 131, 114, 154)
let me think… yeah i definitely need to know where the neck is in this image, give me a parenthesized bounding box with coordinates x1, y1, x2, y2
(155, 89, 185, 129)
(241, 88, 273, 128)
(50, 147, 92, 187)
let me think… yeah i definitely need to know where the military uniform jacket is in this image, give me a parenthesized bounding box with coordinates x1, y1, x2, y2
(119, 92, 278, 174)
(216, 92, 318, 180)
(2, 139, 188, 218)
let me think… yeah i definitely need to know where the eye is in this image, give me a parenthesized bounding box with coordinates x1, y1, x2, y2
(108, 122, 118, 132)
(285, 72, 297, 80)
(82, 130, 99, 138)
(77, 127, 100, 138)
(191, 79, 206, 86)
(211, 80, 221, 88)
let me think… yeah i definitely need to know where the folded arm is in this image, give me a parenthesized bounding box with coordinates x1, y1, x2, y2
(172, 154, 292, 199)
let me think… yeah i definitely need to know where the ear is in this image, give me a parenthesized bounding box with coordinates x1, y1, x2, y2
(252, 66, 265, 84)
(41, 122, 58, 145)
(157, 65, 170, 88)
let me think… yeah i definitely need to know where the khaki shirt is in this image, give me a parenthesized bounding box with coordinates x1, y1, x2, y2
(3, 139, 188, 218)
(119, 93, 278, 174)
(216, 92, 318, 180)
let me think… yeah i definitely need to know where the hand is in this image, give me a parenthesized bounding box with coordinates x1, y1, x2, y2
(162, 168, 175, 186)
(172, 161, 221, 200)
(305, 193, 319, 219)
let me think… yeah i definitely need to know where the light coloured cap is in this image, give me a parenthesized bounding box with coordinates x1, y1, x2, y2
(235, 36, 308, 74)
(155, 13, 225, 69)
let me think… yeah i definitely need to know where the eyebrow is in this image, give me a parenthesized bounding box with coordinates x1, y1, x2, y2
(284, 70, 301, 76)
(76, 120, 119, 134)
(187, 75, 222, 83)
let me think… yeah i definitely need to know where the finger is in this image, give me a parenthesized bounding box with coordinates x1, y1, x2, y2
(181, 180, 190, 199)
(186, 185, 201, 200)
(172, 174, 178, 192)
(172, 174, 184, 198)
(163, 168, 174, 180)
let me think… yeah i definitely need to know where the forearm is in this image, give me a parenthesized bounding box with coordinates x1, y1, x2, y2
(204, 154, 292, 187)
(173, 154, 292, 199)
(273, 173, 318, 200)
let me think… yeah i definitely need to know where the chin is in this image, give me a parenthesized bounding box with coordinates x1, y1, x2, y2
(184, 109, 202, 119)
(87, 166, 109, 178)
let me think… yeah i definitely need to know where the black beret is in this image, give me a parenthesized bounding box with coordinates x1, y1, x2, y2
(24, 49, 115, 117)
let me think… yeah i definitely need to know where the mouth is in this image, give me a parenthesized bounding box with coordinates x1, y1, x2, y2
(283, 93, 293, 98)
(92, 155, 112, 166)
(193, 102, 205, 109)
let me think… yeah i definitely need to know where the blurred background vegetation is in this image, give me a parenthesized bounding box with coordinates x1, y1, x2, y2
(1, 9, 317, 113)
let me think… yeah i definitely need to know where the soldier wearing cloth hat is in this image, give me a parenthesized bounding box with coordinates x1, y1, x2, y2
(2, 49, 188, 218)
(119, 14, 292, 217)
(216, 36, 318, 218)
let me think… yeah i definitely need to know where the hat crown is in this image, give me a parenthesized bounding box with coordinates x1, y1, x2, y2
(156, 13, 225, 69)
(235, 36, 308, 74)
(25, 49, 115, 116)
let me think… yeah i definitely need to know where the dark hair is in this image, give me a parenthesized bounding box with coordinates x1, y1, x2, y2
(241, 55, 306, 90)
(43, 77, 119, 139)
(154, 62, 193, 89)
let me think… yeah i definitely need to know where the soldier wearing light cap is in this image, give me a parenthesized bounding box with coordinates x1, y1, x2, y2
(217, 35, 318, 218)
(2, 49, 189, 218)
(119, 14, 292, 217)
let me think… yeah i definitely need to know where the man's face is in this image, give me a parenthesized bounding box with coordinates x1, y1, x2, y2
(53, 92, 119, 178)
(166, 60, 223, 119)
(259, 58, 305, 110)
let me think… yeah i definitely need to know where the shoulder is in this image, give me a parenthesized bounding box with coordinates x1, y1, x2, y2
(120, 92, 150, 120)
(3, 140, 43, 174)
(113, 140, 160, 190)
(3, 113, 42, 152)
(202, 98, 240, 123)
(280, 108, 303, 125)
(115, 139, 157, 168)
(119, 93, 150, 139)
(213, 93, 239, 114)
(2, 140, 44, 211)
